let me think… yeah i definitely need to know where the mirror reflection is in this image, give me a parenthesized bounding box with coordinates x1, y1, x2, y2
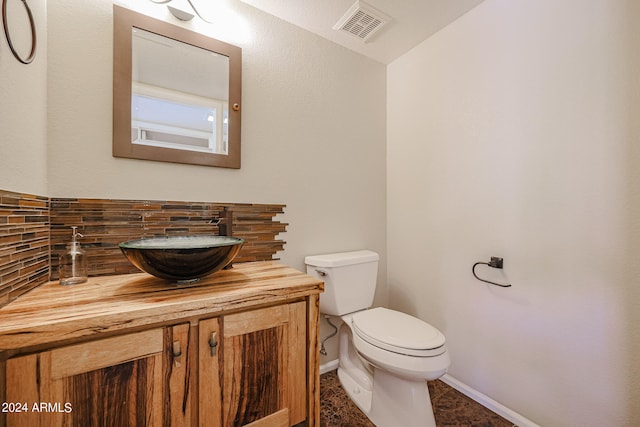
(131, 28, 230, 155)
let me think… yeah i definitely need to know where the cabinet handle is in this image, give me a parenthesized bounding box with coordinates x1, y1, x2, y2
(208, 332, 218, 357)
(172, 340, 182, 367)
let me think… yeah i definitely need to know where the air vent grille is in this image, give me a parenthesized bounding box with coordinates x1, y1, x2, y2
(334, 1, 391, 42)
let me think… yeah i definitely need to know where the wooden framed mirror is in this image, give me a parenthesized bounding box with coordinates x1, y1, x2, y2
(113, 5, 241, 168)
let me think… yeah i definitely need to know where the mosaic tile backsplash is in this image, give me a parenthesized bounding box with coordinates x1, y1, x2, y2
(0, 190, 50, 307)
(0, 189, 287, 307)
(50, 198, 287, 280)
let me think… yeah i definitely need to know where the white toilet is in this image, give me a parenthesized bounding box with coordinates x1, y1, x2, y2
(305, 250, 450, 427)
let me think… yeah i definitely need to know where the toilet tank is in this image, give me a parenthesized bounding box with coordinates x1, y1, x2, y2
(305, 250, 379, 316)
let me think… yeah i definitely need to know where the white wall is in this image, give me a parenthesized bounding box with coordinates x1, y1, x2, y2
(387, 0, 640, 425)
(0, 0, 47, 195)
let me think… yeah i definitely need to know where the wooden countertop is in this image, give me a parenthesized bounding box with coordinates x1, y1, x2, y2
(0, 261, 323, 351)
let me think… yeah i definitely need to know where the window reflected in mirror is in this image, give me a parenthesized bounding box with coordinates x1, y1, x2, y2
(131, 28, 229, 155)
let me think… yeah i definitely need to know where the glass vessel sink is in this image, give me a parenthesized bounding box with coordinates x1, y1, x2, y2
(119, 235, 244, 283)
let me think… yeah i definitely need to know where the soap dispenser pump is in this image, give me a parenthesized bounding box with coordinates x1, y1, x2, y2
(59, 226, 88, 285)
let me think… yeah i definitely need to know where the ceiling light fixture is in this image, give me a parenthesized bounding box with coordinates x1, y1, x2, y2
(149, 0, 213, 23)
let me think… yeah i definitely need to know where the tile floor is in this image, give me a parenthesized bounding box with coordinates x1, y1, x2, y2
(320, 370, 516, 427)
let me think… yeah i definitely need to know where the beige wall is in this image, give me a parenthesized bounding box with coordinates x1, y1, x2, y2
(43, 0, 388, 281)
(387, 0, 640, 425)
(0, 0, 47, 195)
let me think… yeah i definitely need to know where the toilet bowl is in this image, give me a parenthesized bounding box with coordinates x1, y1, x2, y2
(350, 307, 449, 380)
(338, 309, 450, 427)
(305, 250, 450, 427)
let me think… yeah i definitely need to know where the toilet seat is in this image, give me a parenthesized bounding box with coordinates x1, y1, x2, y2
(352, 307, 446, 357)
(350, 325, 450, 381)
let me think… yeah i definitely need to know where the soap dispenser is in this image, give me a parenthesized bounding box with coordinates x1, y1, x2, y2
(59, 226, 88, 285)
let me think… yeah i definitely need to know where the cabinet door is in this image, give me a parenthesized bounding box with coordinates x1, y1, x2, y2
(6, 325, 191, 427)
(199, 302, 307, 427)
(199, 316, 223, 427)
(165, 323, 194, 427)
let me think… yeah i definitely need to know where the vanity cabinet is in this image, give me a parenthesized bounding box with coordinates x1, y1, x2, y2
(0, 262, 322, 427)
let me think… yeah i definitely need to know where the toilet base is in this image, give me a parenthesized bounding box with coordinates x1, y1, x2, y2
(337, 367, 373, 414)
(338, 365, 436, 427)
(369, 369, 436, 427)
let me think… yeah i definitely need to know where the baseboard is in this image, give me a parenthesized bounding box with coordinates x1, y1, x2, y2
(320, 359, 339, 375)
(440, 374, 540, 427)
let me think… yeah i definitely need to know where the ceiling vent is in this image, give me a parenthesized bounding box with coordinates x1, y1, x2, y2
(333, 1, 391, 42)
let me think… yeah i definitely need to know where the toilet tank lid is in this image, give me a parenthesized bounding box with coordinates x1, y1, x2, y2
(304, 250, 379, 267)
